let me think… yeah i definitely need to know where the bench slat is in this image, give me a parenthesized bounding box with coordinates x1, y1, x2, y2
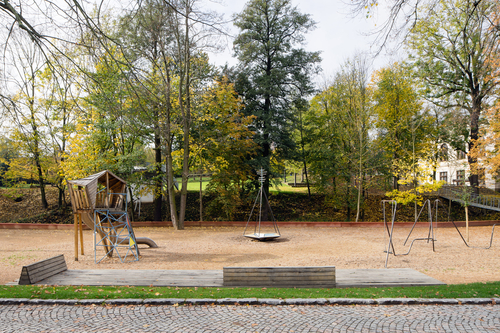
(223, 266, 336, 288)
(27, 262, 68, 284)
(24, 259, 67, 275)
(18, 255, 67, 285)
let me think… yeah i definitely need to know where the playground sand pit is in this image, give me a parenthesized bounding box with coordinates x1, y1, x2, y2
(0, 225, 499, 286)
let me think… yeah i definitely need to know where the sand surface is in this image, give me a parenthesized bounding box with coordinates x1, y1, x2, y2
(1, 225, 499, 285)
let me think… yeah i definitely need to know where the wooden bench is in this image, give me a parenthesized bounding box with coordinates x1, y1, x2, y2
(223, 266, 336, 288)
(19, 255, 67, 285)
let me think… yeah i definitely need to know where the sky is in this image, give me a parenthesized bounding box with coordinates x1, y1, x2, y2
(202, 0, 397, 84)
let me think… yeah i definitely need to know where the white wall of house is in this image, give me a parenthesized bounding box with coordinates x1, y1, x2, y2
(436, 143, 498, 190)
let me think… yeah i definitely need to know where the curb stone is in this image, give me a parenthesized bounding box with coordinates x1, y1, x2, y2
(0, 298, 499, 306)
(413, 298, 459, 305)
(104, 298, 143, 305)
(285, 298, 327, 305)
(259, 298, 284, 305)
(376, 298, 418, 305)
(457, 298, 494, 305)
(328, 298, 377, 305)
(143, 298, 184, 305)
(185, 298, 217, 305)
(77, 299, 106, 305)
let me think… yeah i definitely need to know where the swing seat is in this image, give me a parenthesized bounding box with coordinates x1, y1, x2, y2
(244, 232, 280, 241)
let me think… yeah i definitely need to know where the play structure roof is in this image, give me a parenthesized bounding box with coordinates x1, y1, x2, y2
(67, 170, 126, 209)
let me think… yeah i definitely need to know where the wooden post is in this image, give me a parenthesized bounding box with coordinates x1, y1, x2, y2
(79, 214, 84, 255)
(465, 206, 469, 242)
(74, 214, 79, 261)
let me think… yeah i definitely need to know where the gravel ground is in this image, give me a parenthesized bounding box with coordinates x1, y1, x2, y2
(1, 225, 499, 285)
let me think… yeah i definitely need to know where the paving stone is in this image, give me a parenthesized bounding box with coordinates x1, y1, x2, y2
(1, 302, 499, 332)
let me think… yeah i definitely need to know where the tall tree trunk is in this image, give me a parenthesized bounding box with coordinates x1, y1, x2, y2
(161, 56, 179, 229)
(166, 135, 179, 227)
(30, 100, 48, 209)
(346, 184, 351, 222)
(34, 156, 48, 209)
(178, 4, 191, 230)
(468, 95, 481, 194)
(153, 130, 162, 222)
(298, 107, 311, 199)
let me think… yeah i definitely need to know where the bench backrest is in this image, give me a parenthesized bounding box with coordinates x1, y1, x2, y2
(19, 254, 67, 285)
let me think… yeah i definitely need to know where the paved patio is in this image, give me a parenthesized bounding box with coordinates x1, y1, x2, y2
(25, 268, 444, 288)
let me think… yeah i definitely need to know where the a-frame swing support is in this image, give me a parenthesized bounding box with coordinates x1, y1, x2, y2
(382, 199, 437, 268)
(243, 168, 280, 241)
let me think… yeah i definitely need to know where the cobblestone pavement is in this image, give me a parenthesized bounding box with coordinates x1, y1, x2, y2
(1, 303, 500, 332)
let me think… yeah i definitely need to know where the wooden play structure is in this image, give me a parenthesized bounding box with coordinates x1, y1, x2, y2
(67, 170, 157, 263)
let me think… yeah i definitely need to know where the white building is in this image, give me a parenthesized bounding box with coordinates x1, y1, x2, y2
(436, 143, 499, 191)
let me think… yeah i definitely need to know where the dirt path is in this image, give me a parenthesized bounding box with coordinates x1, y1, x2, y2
(1, 226, 499, 286)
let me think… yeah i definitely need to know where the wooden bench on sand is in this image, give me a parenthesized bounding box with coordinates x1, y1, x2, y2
(223, 266, 336, 288)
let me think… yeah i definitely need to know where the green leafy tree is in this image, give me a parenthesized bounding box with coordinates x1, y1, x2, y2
(195, 77, 257, 220)
(306, 56, 376, 221)
(119, 0, 177, 223)
(233, 0, 321, 198)
(372, 62, 430, 190)
(407, 0, 500, 191)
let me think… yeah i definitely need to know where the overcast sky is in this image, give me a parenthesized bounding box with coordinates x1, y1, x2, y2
(203, 0, 397, 83)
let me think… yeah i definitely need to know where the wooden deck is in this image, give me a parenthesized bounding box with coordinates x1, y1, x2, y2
(28, 268, 444, 288)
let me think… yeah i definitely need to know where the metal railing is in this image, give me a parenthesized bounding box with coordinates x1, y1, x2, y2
(438, 186, 500, 210)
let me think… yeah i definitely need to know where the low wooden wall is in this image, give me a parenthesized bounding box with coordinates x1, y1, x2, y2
(223, 266, 336, 288)
(1, 220, 498, 229)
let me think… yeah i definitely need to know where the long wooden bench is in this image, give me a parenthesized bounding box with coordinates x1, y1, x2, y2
(223, 266, 336, 288)
(19, 255, 67, 285)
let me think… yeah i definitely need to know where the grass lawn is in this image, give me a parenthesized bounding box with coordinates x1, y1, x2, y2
(1, 282, 499, 300)
(184, 178, 309, 194)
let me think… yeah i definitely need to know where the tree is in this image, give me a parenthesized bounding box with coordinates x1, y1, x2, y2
(195, 77, 257, 220)
(3, 33, 50, 208)
(233, 0, 321, 198)
(407, 0, 500, 191)
(119, 0, 177, 223)
(38, 50, 81, 209)
(306, 56, 375, 222)
(372, 62, 429, 190)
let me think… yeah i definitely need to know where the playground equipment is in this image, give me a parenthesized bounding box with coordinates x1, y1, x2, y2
(68, 170, 157, 263)
(382, 199, 437, 268)
(243, 168, 280, 241)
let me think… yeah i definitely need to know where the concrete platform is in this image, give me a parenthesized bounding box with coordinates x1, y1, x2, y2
(28, 268, 444, 288)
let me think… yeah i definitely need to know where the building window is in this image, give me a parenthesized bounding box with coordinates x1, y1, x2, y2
(457, 150, 467, 160)
(440, 172, 448, 183)
(440, 144, 448, 161)
(456, 170, 465, 185)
